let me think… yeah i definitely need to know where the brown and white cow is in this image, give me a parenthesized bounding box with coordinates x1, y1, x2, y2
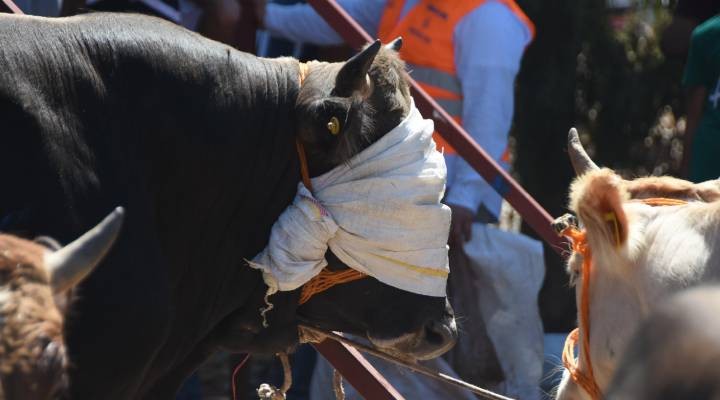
(0, 208, 123, 400)
(554, 129, 720, 399)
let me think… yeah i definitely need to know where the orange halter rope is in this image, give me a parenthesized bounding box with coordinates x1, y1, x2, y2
(294, 63, 367, 305)
(560, 196, 688, 400)
(560, 226, 602, 400)
(299, 268, 367, 305)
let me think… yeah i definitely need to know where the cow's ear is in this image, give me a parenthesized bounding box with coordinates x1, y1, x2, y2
(334, 40, 381, 97)
(570, 169, 629, 247)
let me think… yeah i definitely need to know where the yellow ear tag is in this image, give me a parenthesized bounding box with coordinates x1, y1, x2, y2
(327, 117, 341, 135)
(603, 211, 621, 247)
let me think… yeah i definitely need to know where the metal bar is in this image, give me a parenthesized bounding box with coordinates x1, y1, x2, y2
(303, 325, 513, 400)
(0, 0, 23, 14)
(312, 339, 406, 400)
(306, 0, 564, 254)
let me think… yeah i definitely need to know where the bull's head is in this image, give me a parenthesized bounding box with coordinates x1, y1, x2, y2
(556, 129, 720, 399)
(0, 208, 123, 399)
(291, 39, 457, 360)
(296, 38, 410, 176)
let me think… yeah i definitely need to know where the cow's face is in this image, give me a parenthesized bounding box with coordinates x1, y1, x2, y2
(556, 129, 720, 399)
(291, 40, 456, 359)
(295, 38, 411, 177)
(0, 235, 67, 400)
(0, 209, 123, 400)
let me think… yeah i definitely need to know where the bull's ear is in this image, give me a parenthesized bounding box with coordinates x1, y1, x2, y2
(334, 40, 381, 97)
(385, 37, 402, 52)
(570, 169, 629, 247)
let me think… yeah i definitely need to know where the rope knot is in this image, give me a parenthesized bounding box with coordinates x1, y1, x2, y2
(256, 384, 286, 400)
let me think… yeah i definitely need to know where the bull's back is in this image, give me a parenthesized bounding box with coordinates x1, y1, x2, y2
(0, 13, 237, 235)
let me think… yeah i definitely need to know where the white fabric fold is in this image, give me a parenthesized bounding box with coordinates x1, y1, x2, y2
(249, 99, 451, 297)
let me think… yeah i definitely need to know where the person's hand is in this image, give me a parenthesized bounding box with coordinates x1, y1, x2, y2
(447, 203, 474, 246)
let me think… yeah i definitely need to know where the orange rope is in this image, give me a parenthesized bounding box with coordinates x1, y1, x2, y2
(560, 227, 602, 400)
(633, 197, 688, 207)
(293, 115, 367, 305)
(299, 268, 367, 305)
(296, 139, 313, 192)
(296, 62, 313, 192)
(560, 197, 688, 399)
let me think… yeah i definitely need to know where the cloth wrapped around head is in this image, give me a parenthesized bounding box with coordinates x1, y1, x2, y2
(249, 99, 451, 298)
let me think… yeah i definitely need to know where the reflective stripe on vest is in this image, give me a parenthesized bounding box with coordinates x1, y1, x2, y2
(407, 63, 462, 97)
(407, 63, 463, 116)
(433, 97, 462, 117)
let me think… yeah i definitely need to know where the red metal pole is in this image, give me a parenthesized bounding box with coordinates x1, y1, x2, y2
(306, 0, 563, 254)
(0, 0, 23, 14)
(312, 339, 405, 400)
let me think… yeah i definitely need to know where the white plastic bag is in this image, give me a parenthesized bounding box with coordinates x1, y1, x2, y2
(458, 223, 545, 400)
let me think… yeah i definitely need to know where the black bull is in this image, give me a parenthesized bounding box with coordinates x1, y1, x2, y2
(0, 12, 456, 398)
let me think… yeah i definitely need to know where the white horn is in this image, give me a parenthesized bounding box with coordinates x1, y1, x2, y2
(44, 207, 125, 293)
(568, 127, 599, 176)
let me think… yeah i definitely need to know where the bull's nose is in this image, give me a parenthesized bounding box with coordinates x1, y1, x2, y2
(415, 317, 457, 360)
(425, 318, 457, 346)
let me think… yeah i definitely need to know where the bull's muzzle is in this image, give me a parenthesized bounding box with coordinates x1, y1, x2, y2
(368, 302, 457, 360)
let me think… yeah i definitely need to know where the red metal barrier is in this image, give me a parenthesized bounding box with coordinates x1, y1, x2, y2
(0, 0, 23, 14)
(307, 0, 563, 254)
(312, 339, 405, 399)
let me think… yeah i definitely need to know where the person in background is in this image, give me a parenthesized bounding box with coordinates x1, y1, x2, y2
(661, 0, 720, 58)
(682, 13, 720, 182)
(59, 0, 258, 52)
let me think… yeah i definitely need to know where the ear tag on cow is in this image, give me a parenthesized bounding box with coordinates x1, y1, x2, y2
(603, 211, 621, 247)
(327, 117, 341, 135)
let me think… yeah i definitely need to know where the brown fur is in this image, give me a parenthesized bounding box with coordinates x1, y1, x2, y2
(0, 234, 67, 399)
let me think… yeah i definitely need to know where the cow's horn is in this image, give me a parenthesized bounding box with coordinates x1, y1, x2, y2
(44, 207, 125, 293)
(568, 127, 599, 175)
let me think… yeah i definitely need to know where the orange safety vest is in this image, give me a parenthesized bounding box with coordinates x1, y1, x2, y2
(378, 0, 535, 156)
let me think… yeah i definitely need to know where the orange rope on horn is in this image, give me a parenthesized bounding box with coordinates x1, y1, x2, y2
(299, 268, 367, 305)
(559, 197, 688, 400)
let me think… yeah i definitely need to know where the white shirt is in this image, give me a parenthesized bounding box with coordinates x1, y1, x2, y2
(264, 0, 532, 217)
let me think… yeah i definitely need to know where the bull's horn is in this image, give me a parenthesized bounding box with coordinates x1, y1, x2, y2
(44, 207, 125, 293)
(568, 127, 599, 175)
